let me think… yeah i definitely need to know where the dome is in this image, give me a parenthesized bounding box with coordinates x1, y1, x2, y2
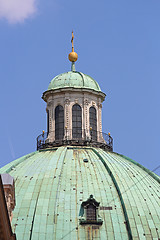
(48, 71, 101, 92)
(0, 147, 159, 239)
(1, 33, 160, 240)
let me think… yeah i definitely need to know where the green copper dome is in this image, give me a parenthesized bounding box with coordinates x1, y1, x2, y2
(48, 71, 101, 92)
(0, 147, 160, 240)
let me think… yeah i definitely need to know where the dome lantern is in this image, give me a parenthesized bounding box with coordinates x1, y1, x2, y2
(39, 33, 113, 150)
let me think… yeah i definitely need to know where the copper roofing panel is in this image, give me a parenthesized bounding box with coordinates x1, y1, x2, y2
(0, 147, 160, 240)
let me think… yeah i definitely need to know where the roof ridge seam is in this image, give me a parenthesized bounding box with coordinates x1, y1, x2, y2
(92, 148, 133, 240)
(5, 152, 37, 174)
(113, 152, 160, 184)
(76, 71, 85, 87)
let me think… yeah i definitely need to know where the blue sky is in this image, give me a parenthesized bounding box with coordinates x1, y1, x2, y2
(0, 0, 160, 176)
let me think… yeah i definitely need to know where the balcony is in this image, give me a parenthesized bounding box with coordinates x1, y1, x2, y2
(37, 129, 113, 151)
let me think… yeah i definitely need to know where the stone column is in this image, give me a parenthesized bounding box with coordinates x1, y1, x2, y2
(64, 98, 70, 140)
(47, 100, 55, 142)
(98, 101, 104, 142)
(84, 98, 89, 139)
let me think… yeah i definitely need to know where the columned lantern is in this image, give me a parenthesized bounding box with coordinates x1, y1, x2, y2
(38, 32, 113, 151)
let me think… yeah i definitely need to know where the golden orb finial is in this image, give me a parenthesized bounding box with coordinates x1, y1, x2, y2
(68, 31, 78, 62)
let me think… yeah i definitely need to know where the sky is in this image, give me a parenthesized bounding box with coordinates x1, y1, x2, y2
(0, 0, 160, 176)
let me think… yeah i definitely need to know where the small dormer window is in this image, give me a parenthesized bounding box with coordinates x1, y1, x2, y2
(79, 195, 103, 225)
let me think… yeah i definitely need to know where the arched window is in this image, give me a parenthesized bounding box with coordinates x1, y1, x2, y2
(55, 105, 64, 140)
(72, 104, 82, 139)
(89, 106, 97, 141)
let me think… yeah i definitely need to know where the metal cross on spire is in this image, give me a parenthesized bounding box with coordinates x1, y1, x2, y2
(71, 31, 74, 52)
(68, 31, 78, 67)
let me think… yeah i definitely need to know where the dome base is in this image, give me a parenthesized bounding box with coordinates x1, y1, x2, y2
(37, 131, 113, 151)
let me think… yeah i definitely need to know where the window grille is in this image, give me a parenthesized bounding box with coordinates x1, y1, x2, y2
(86, 204, 96, 221)
(55, 105, 64, 140)
(89, 107, 97, 141)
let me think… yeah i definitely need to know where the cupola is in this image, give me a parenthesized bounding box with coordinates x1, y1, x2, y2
(37, 32, 113, 151)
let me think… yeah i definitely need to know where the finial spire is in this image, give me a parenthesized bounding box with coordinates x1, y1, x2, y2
(68, 31, 78, 70)
(71, 31, 74, 52)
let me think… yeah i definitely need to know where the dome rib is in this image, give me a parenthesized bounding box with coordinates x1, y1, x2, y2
(92, 148, 133, 240)
(115, 153, 160, 184)
(76, 71, 85, 87)
(0, 152, 36, 174)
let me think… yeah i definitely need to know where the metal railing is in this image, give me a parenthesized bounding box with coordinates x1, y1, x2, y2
(37, 129, 113, 151)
